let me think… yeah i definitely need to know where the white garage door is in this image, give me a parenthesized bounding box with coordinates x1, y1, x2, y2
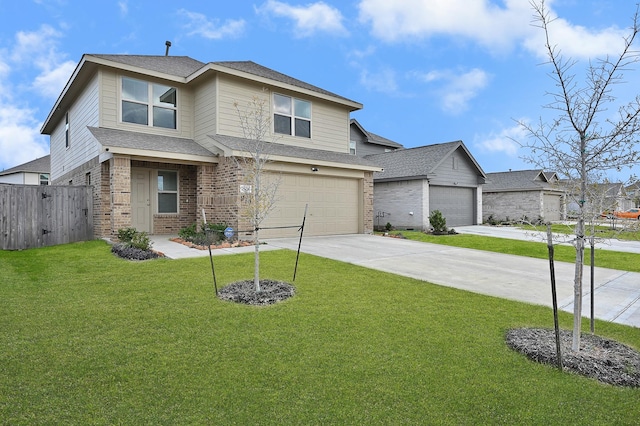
(429, 186, 475, 227)
(261, 173, 360, 238)
(543, 193, 562, 221)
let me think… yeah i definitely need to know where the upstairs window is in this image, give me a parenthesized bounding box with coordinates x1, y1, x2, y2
(349, 140, 356, 155)
(274, 94, 311, 138)
(122, 77, 177, 129)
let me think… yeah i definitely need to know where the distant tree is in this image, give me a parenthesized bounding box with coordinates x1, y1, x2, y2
(235, 93, 281, 292)
(519, 0, 640, 351)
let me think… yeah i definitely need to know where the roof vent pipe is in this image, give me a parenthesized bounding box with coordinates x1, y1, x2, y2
(165, 41, 172, 56)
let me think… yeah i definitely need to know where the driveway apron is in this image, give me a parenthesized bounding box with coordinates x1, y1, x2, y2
(264, 234, 640, 328)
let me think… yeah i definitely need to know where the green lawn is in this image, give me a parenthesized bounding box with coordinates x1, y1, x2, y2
(517, 223, 640, 241)
(1, 240, 639, 424)
(388, 230, 640, 273)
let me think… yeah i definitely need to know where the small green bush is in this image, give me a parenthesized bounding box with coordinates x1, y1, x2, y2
(178, 223, 198, 240)
(385, 222, 393, 232)
(117, 227, 138, 243)
(129, 231, 151, 251)
(429, 210, 447, 234)
(116, 227, 151, 251)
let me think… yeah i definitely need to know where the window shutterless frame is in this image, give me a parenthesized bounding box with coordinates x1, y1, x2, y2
(273, 93, 311, 138)
(121, 76, 177, 129)
(157, 170, 179, 214)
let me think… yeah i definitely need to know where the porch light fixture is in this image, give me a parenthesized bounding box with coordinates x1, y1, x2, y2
(311, 167, 319, 172)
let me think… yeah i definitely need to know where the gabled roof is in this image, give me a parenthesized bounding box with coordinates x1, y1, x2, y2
(42, 54, 362, 134)
(208, 134, 381, 172)
(0, 155, 50, 176)
(484, 169, 561, 192)
(364, 141, 485, 181)
(350, 119, 403, 149)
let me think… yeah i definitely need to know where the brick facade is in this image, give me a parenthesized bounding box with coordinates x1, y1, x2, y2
(363, 171, 374, 234)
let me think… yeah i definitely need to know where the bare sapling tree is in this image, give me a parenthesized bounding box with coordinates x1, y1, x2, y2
(520, 0, 640, 351)
(234, 93, 281, 293)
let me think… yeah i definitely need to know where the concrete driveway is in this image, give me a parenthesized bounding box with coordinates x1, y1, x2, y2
(264, 234, 640, 328)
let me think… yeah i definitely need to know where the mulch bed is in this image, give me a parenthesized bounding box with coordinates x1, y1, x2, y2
(217, 279, 295, 306)
(170, 237, 253, 251)
(506, 328, 640, 387)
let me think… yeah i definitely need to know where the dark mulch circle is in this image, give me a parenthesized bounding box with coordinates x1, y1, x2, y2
(506, 328, 640, 387)
(111, 243, 160, 261)
(218, 279, 295, 306)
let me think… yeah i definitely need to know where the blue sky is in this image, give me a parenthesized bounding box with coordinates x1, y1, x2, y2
(1, 0, 639, 181)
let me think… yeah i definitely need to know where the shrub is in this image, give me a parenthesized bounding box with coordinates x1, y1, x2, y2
(116, 227, 151, 251)
(178, 223, 198, 240)
(117, 227, 138, 243)
(385, 222, 393, 232)
(429, 210, 448, 234)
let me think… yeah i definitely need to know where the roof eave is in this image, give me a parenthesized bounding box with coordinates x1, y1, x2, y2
(188, 63, 363, 111)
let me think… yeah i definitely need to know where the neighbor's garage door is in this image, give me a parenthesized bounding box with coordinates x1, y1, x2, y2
(261, 173, 360, 238)
(429, 186, 475, 227)
(543, 193, 562, 221)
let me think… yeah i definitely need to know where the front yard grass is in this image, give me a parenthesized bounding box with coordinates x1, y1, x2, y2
(518, 223, 640, 241)
(392, 230, 640, 273)
(1, 240, 639, 424)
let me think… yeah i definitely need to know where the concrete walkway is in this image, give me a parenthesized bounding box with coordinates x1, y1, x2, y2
(150, 230, 640, 328)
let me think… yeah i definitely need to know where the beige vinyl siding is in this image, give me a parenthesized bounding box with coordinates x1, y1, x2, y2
(100, 69, 194, 139)
(193, 77, 217, 149)
(217, 75, 350, 153)
(50, 74, 100, 180)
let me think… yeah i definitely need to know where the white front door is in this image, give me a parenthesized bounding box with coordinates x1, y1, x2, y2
(131, 168, 151, 233)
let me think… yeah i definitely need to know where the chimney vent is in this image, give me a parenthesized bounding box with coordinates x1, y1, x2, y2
(165, 41, 172, 56)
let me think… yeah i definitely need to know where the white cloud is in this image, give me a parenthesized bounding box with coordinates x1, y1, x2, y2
(475, 123, 528, 157)
(118, 1, 128, 16)
(357, 0, 530, 52)
(359, 68, 400, 95)
(0, 105, 49, 170)
(32, 60, 76, 98)
(358, 0, 635, 60)
(413, 68, 490, 114)
(9, 25, 76, 99)
(178, 10, 246, 40)
(257, 0, 348, 37)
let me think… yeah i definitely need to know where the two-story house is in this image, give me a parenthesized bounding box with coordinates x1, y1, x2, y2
(41, 55, 380, 239)
(349, 119, 403, 156)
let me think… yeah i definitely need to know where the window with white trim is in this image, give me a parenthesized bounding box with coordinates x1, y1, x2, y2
(65, 112, 70, 148)
(273, 93, 311, 138)
(349, 140, 356, 155)
(157, 170, 178, 213)
(122, 77, 177, 129)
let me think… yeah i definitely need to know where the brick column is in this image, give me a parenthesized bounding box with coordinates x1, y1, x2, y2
(197, 163, 215, 229)
(363, 171, 374, 234)
(110, 155, 131, 237)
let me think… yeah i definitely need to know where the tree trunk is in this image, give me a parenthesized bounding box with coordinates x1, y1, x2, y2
(254, 228, 260, 293)
(572, 218, 585, 351)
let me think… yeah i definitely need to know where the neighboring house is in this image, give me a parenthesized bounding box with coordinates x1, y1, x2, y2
(349, 119, 403, 156)
(365, 141, 486, 229)
(0, 155, 50, 185)
(627, 181, 640, 207)
(562, 181, 634, 217)
(41, 54, 381, 239)
(483, 169, 565, 222)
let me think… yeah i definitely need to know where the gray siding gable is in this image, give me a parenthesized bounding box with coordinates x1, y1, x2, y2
(365, 141, 485, 182)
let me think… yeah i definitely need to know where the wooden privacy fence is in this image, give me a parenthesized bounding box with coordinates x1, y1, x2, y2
(0, 184, 93, 250)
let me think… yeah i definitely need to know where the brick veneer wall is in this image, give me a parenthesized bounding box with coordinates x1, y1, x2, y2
(363, 171, 374, 234)
(129, 160, 198, 235)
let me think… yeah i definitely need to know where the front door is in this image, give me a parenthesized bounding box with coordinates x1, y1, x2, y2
(131, 168, 151, 233)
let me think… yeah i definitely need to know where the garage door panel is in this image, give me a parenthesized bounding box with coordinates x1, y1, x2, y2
(429, 186, 475, 227)
(261, 173, 359, 238)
